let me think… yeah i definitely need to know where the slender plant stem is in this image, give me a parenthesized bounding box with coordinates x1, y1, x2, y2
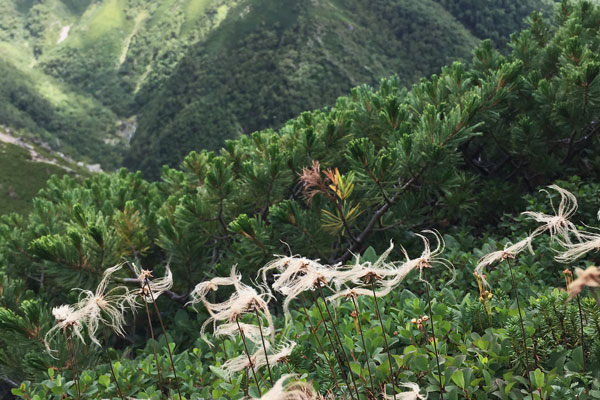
(144, 296, 164, 388)
(66, 333, 81, 400)
(145, 280, 183, 400)
(219, 337, 228, 361)
(532, 336, 540, 369)
(235, 316, 261, 397)
(244, 368, 249, 397)
(285, 360, 294, 375)
(104, 345, 125, 400)
(351, 295, 376, 396)
(218, 337, 232, 384)
(318, 286, 361, 400)
(299, 295, 341, 392)
(591, 288, 600, 309)
(371, 282, 397, 400)
(576, 296, 587, 371)
(253, 308, 274, 386)
(507, 258, 529, 376)
(311, 291, 355, 400)
(553, 303, 569, 346)
(424, 280, 444, 399)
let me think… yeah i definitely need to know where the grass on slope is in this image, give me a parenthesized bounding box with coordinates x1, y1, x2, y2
(0, 143, 70, 215)
(82, 0, 125, 43)
(0, 58, 123, 168)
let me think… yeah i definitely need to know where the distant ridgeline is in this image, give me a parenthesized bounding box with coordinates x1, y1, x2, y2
(0, 0, 551, 179)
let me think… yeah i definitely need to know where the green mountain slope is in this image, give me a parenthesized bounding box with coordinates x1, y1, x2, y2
(0, 0, 242, 170)
(36, 0, 243, 112)
(125, 0, 553, 178)
(434, 0, 552, 50)
(0, 127, 92, 215)
(1, 0, 552, 180)
(0, 59, 122, 167)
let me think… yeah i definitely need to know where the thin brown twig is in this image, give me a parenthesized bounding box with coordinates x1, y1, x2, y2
(254, 308, 273, 386)
(104, 345, 125, 400)
(507, 258, 529, 377)
(311, 292, 355, 399)
(371, 282, 397, 400)
(235, 316, 261, 397)
(65, 333, 81, 400)
(318, 287, 361, 400)
(144, 298, 164, 389)
(350, 295, 376, 396)
(145, 280, 183, 399)
(299, 295, 341, 392)
(424, 279, 444, 399)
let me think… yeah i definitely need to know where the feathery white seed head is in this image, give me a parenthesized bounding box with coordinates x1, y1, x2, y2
(214, 322, 272, 347)
(259, 256, 339, 317)
(45, 264, 133, 354)
(555, 230, 600, 263)
(383, 382, 427, 400)
(129, 262, 173, 304)
(72, 263, 131, 346)
(394, 230, 454, 286)
(523, 185, 579, 243)
(248, 374, 318, 400)
(44, 304, 86, 355)
(331, 241, 398, 289)
(474, 236, 533, 287)
(189, 266, 274, 345)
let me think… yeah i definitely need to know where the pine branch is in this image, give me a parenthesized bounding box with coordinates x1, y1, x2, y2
(335, 174, 418, 263)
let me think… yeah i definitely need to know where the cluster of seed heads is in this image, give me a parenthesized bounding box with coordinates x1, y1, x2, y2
(43, 184, 600, 399)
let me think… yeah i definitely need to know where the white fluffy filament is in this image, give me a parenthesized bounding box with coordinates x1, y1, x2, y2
(130, 263, 173, 304)
(45, 264, 132, 354)
(394, 230, 454, 286)
(474, 236, 533, 287)
(383, 382, 427, 400)
(248, 374, 318, 400)
(331, 241, 398, 289)
(259, 256, 339, 317)
(189, 266, 275, 345)
(555, 230, 600, 263)
(214, 322, 272, 347)
(72, 264, 131, 346)
(523, 185, 580, 243)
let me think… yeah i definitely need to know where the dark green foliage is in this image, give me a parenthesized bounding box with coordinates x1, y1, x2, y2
(8, 252, 600, 399)
(126, 0, 556, 178)
(435, 0, 554, 50)
(1, 0, 599, 312)
(0, 61, 53, 135)
(1, 169, 161, 294)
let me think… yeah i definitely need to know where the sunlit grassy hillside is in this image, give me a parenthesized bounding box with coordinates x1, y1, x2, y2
(0, 139, 90, 215)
